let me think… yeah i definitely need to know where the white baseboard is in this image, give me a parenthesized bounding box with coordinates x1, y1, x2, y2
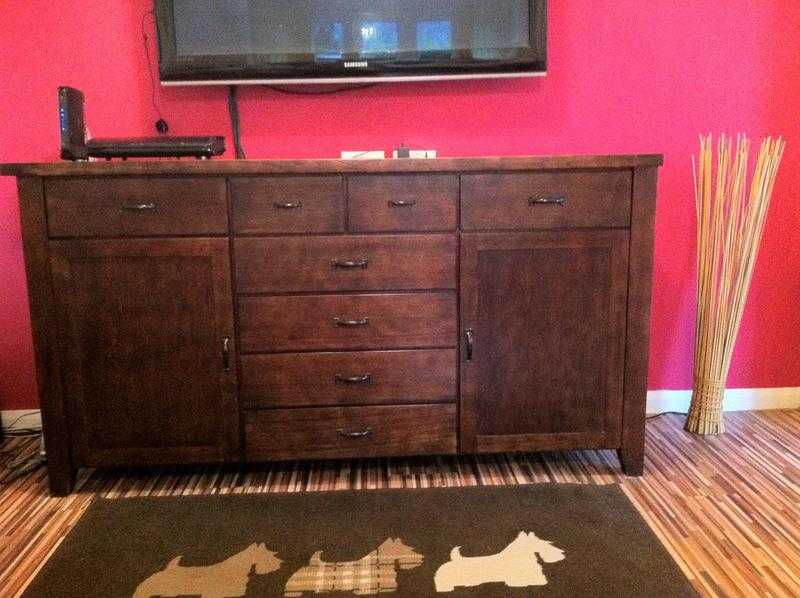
(646, 387, 800, 415)
(2, 390, 798, 432)
(1, 409, 42, 432)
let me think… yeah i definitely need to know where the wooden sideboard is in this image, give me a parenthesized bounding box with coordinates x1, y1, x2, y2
(1, 156, 661, 494)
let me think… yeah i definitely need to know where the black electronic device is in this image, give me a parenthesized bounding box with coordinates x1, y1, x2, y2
(58, 87, 225, 161)
(155, 0, 547, 86)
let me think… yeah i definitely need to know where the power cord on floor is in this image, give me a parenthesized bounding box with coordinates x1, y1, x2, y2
(646, 411, 687, 420)
(3, 428, 42, 438)
(0, 432, 46, 485)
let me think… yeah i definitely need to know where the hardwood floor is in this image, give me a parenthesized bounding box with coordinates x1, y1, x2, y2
(1, 410, 799, 597)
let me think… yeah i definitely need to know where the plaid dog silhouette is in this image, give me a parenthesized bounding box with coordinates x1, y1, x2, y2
(284, 538, 423, 596)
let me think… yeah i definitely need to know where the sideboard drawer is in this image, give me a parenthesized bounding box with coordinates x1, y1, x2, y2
(245, 404, 457, 460)
(45, 177, 227, 237)
(241, 349, 457, 407)
(239, 292, 457, 352)
(231, 176, 345, 234)
(461, 171, 632, 230)
(235, 234, 456, 293)
(348, 174, 458, 232)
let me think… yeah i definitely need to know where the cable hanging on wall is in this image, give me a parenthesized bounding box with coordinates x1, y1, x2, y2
(141, 7, 169, 134)
(228, 86, 246, 159)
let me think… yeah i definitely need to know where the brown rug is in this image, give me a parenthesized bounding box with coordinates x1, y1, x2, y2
(23, 484, 695, 597)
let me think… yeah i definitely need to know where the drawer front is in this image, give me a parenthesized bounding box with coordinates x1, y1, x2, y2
(245, 404, 457, 460)
(46, 177, 227, 237)
(348, 174, 458, 232)
(231, 176, 345, 234)
(461, 171, 632, 230)
(235, 234, 456, 293)
(241, 349, 457, 407)
(239, 292, 457, 352)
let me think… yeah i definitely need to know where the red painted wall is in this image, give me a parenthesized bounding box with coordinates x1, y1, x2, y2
(1, 2, 799, 410)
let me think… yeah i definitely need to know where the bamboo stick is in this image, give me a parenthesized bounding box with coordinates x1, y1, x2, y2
(686, 134, 785, 435)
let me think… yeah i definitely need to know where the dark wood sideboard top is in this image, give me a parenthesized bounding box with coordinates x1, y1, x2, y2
(0, 155, 663, 178)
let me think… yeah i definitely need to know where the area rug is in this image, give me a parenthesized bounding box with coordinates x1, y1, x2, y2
(23, 485, 695, 597)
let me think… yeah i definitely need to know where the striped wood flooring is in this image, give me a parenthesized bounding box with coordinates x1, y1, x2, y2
(1, 410, 799, 597)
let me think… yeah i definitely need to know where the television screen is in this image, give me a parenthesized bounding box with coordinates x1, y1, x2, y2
(155, 1, 547, 85)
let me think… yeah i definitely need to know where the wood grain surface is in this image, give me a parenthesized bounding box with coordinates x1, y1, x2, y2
(230, 176, 345, 235)
(0, 155, 664, 178)
(234, 234, 457, 293)
(347, 174, 458, 232)
(238, 292, 457, 353)
(244, 404, 457, 460)
(461, 170, 632, 230)
(240, 349, 457, 408)
(45, 177, 228, 237)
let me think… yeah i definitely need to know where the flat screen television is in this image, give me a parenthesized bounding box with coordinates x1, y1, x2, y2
(155, 1, 547, 85)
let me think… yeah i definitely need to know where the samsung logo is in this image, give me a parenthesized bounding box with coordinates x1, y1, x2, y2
(344, 61, 369, 68)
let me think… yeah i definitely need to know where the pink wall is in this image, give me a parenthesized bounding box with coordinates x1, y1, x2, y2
(1, 2, 799, 410)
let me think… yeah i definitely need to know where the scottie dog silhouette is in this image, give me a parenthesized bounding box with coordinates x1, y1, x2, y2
(133, 542, 282, 598)
(434, 531, 565, 592)
(284, 537, 423, 596)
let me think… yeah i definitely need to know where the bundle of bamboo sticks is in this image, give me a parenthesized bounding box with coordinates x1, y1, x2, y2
(686, 134, 785, 435)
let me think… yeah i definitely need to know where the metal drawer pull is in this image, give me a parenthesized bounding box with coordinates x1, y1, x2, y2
(465, 328, 475, 361)
(331, 258, 368, 269)
(333, 317, 369, 328)
(528, 196, 566, 206)
(337, 428, 373, 439)
(121, 203, 156, 211)
(273, 201, 302, 209)
(388, 199, 417, 208)
(221, 337, 231, 372)
(335, 373, 372, 385)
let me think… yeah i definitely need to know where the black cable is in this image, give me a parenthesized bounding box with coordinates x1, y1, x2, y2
(142, 7, 169, 134)
(2, 412, 42, 440)
(264, 83, 380, 95)
(3, 430, 41, 438)
(3, 411, 40, 430)
(227, 86, 246, 159)
(646, 411, 686, 420)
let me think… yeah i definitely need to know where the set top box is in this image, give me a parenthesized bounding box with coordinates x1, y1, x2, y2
(58, 86, 225, 160)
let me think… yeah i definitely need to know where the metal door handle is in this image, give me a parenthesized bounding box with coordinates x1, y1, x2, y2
(335, 373, 372, 385)
(388, 199, 417, 208)
(121, 203, 156, 211)
(331, 258, 368, 269)
(337, 428, 373, 439)
(465, 329, 475, 361)
(273, 201, 302, 209)
(222, 337, 231, 371)
(528, 196, 566, 206)
(333, 317, 369, 327)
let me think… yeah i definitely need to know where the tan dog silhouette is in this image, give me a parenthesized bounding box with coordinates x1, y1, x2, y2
(434, 531, 565, 592)
(284, 538, 423, 596)
(133, 542, 282, 598)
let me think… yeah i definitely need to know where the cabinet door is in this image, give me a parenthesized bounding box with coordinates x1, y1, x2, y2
(49, 238, 238, 466)
(460, 231, 629, 453)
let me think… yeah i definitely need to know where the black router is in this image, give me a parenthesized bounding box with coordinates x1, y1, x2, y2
(59, 87, 225, 161)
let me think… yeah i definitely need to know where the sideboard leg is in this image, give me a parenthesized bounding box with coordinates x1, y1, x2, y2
(47, 459, 76, 496)
(619, 167, 657, 480)
(17, 176, 76, 496)
(618, 445, 644, 476)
